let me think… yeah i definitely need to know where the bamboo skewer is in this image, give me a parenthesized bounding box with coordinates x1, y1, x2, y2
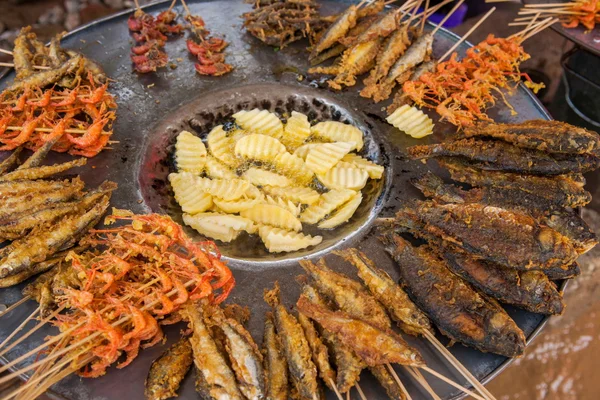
(0, 296, 30, 319)
(0, 307, 39, 352)
(419, 0, 431, 34)
(328, 378, 344, 400)
(355, 383, 368, 400)
(424, 331, 496, 400)
(406, 366, 441, 400)
(410, 0, 455, 29)
(421, 366, 486, 400)
(431, 0, 467, 36)
(0, 62, 50, 71)
(524, 2, 577, 7)
(386, 363, 413, 400)
(522, 17, 558, 41)
(439, 6, 496, 62)
(4, 126, 111, 136)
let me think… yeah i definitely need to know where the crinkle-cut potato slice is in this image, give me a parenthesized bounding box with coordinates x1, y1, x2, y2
(207, 125, 238, 167)
(245, 183, 264, 200)
(174, 130, 207, 173)
(170, 176, 213, 214)
(262, 185, 320, 205)
(264, 195, 301, 217)
(282, 111, 311, 150)
(258, 225, 322, 253)
(235, 134, 287, 162)
(190, 212, 257, 234)
(317, 166, 369, 191)
(204, 155, 237, 180)
(169, 172, 249, 201)
(293, 143, 321, 160)
(241, 204, 302, 232)
(232, 109, 284, 138)
(318, 191, 362, 229)
(341, 154, 384, 179)
(305, 142, 354, 175)
(242, 167, 292, 187)
(272, 152, 314, 185)
(311, 121, 364, 151)
(300, 189, 356, 224)
(183, 213, 242, 242)
(213, 197, 261, 213)
(386, 104, 434, 139)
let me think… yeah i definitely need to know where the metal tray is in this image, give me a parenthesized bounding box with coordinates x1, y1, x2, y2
(0, 1, 560, 399)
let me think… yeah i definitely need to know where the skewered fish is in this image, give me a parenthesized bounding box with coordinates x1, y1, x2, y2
(297, 294, 425, 367)
(262, 312, 289, 400)
(0, 158, 87, 182)
(440, 249, 564, 315)
(0, 147, 23, 175)
(333, 248, 432, 336)
(369, 365, 406, 400)
(310, 4, 359, 59)
(145, 339, 194, 400)
(181, 301, 244, 400)
(396, 201, 578, 271)
(339, 9, 401, 46)
(299, 259, 391, 330)
(207, 306, 266, 400)
(300, 284, 363, 394)
(298, 312, 337, 392)
(0, 195, 110, 279)
(439, 158, 592, 208)
(323, 38, 382, 90)
(411, 172, 598, 254)
(462, 120, 600, 155)
(408, 138, 600, 175)
(383, 234, 526, 357)
(264, 283, 322, 400)
(544, 262, 580, 280)
(8, 54, 83, 93)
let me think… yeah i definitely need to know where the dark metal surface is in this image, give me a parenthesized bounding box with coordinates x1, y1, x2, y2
(0, 1, 561, 399)
(524, 0, 600, 56)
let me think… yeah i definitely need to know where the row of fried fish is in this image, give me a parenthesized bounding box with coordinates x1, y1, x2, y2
(308, 0, 435, 101)
(0, 143, 115, 289)
(145, 247, 527, 400)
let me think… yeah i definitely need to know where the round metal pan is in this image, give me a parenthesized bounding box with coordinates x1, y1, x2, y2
(523, 0, 600, 56)
(0, 1, 562, 399)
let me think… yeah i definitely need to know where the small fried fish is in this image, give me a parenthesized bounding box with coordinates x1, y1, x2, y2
(263, 312, 289, 400)
(145, 339, 194, 400)
(298, 313, 337, 392)
(0, 158, 87, 182)
(369, 365, 406, 400)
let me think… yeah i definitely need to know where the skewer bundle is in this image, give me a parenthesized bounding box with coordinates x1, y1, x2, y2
(0, 29, 117, 157)
(515, 1, 599, 31)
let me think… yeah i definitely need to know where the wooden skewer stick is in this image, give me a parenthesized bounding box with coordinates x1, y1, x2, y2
(0, 278, 194, 382)
(0, 306, 66, 359)
(424, 331, 496, 400)
(328, 379, 344, 400)
(419, 0, 431, 34)
(431, 0, 467, 36)
(411, 0, 454, 29)
(518, 9, 585, 16)
(485, 0, 520, 3)
(439, 6, 496, 62)
(180, 0, 192, 16)
(386, 363, 413, 400)
(524, 2, 578, 7)
(0, 307, 39, 351)
(357, 0, 371, 9)
(346, 391, 350, 400)
(0, 62, 50, 70)
(420, 366, 486, 400)
(509, 15, 547, 39)
(522, 17, 558, 41)
(0, 48, 14, 55)
(5, 126, 111, 136)
(406, 366, 441, 400)
(0, 296, 30, 319)
(355, 383, 368, 400)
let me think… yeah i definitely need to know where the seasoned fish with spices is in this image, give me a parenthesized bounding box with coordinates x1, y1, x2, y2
(262, 312, 289, 400)
(145, 338, 193, 400)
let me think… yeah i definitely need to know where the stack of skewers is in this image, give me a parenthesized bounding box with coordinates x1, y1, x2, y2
(513, 1, 599, 32)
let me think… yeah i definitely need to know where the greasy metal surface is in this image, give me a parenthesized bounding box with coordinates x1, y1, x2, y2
(0, 1, 560, 399)
(524, 0, 600, 56)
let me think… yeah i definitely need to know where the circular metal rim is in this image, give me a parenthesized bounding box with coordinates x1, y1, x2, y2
(0, 1, 563, 398)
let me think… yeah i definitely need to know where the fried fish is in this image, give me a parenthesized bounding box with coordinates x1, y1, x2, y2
(145, 339, 194, 400)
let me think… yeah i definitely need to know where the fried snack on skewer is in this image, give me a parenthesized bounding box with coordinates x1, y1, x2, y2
(0, 147, 23, 175)
(369, 365, 407, 400)
(264, 282, 323, 400)
(462, 120, 600, 156)
(383, 234, 526, 357)
(0, 158, 86, 182)
(0, 195, 109, 279)
(299, 259, 391, 330)
(411, 172, 598, 254)
(396, 201, 578, 272)
(545, 262, 581, 280)
(182, 301, 245, 400)
(441, 250, 564, 315)
(298, 312, 337, 392)
(296, 294, 425, 367)
(332, 248, 432, 336)
(300, 284, 364, 394)
(309, 4, 359, 59)
(207, 306, 266, 400)
(263, 312, 289, 400)
(439, 158, 592, 208)
(408, 138, 600, 175)
(145, 339, 194, 400)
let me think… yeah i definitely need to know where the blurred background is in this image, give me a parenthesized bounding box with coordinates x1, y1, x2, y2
(0, 0, 598, 399)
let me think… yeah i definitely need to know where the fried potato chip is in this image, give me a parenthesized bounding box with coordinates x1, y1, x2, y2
(318, 191, 362, 228)
(213, 197, 261, 213)
(235, 133, 287, 162)
(242, 167, 292, 187)
(311, 121, 364, 151)
(258, 225, 322, 253)
(386, 104, 434, 139)
(282, 111, 311, 150)
(305, 142, 354, 174)
(233, 109, 284, 138)
(264, 195, 301, 217)
(204, 155, 237, 179)
(300, 189, 356, 224)
(293, 143, 322, 160)
(174, 130, 207, 173)
(317, 166, 369, 190)
(341, 154, 385, 179)
(183, 213, 242, 242)
(272, 152, 314, 185)
(188, 212, 256, 234)
(241, 204, 302, 231)
(170, 176, 213, 214)
(207, 125, 238, 167)
(262, 185, 321, 205)
(170, 172, 249, 201)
